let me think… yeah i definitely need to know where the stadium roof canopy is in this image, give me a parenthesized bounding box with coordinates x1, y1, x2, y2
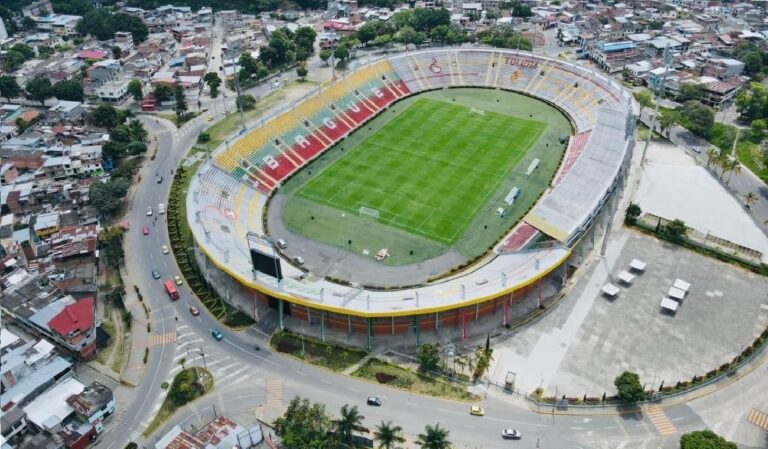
(525, 109, 629, 244)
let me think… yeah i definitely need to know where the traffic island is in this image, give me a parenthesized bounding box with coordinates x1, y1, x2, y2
(352, 358, 479, 401)
(142, 367, 214, 437)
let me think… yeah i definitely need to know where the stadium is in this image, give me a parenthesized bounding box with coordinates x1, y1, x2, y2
(186, 48, 635, 345)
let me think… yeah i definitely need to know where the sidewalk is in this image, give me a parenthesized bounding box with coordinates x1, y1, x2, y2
(119, 267, 151, 387)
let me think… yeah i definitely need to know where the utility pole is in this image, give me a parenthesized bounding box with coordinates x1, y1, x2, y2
(225, 35, 246, 132)
(640, 44, 671, 167)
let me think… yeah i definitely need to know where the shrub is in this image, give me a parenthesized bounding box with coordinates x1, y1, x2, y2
(143, 348, 149, 364)
(375, 372, 397, 384)
(197, 132, 211, 143)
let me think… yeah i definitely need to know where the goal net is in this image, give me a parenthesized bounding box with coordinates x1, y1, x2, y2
(359, 206, 380, 220)
(470, 108, 485, 116)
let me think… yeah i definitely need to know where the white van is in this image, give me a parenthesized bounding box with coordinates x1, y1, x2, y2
(158, 203, 165, 215)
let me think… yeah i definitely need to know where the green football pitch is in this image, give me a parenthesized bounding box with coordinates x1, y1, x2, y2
(297, 98, 544, 244)
(279, 89, 572, 266)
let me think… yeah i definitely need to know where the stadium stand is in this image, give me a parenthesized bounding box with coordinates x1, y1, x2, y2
(499, 223, 540, 253)
(553, 131, 591, 185)
(525, 109, 631, 245)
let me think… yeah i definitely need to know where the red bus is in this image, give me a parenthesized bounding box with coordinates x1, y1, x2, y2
(164, 280, 179, 301)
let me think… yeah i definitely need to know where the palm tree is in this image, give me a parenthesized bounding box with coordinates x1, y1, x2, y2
(744, 191, 758, 208)
(725, 158, 741, 184)
(178, 357, 186, 369)
(705, 148, 720, 169)
(416, 423, 451, 449)
(336, 404, 364, 446)
(374, 421, 405, 449)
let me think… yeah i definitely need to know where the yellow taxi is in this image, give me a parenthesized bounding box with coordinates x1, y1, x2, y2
(470, 405, 485, 416)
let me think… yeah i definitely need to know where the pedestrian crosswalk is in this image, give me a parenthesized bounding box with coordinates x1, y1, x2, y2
(149, 332, 177, 346)
(747, 408, 768, 431)
(266, 378, 284, 409)
(645, 407, 676, 436)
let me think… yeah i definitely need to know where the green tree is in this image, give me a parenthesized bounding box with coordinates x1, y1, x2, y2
(4, 51, 26, 72)
(333, 44, 349, 63)
(374, 421, 405, 449)
(125, 141, 147, 155)
(174, 81, 187, 118)
(750, 118, 766, 140)
(25, 76, 53, 106)
(680, 431, 737, 449)
(127, 79, 143, 101)
(77, 10, 149, 43)
(109, 125, 131, 143)
(374, 34, 393, 47)
(511, 2, 532, 17)
(97, 226, 125, 267)
(658, 109, 680, 138)
(273, 397, 335, 449)
(723, 157, 741, 184)
(735, 83, 767, 121)
(128, 119, 146, 142)
(473, 346, 493, 380)
(416, 423, 451, 449)
(396, 26, 419, 50)
(681, 101, 714, 137)
(416, 343, 440, 372)
(259, 28, 296, 68)
(237, 94, 257, 111)
(477, 27, 532, 51)
(412, 8, 450, 32)
(705, 148, 721, 169)
(203, 72, 222, 98)
(53, 79, 84, 101)
(614, 371, 645, 403)
(634, 89, 654, 116)
(336, 404, 364, 446)
(625, 203, 641, 225)
(89, 177, 130, 218)
(0, 75, 21, 102)
(91, 104, 121, 127)
(663, 219, 688, 241)
(676, 82, 704, 102)
(111, 45, 122, 59)
(319, 48, 332, 65)
(647, 19, 664, 30)
(296, 62, 308, 80)
(37, 45, 55, 59)
(11, 43, 35, 60)
(152, 83, 173, 102)
(294, 26, 317, 60)
(744, 191, 758, 208)
(741, 51, 763, 78)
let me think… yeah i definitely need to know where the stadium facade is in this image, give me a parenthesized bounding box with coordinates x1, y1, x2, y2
(186, 48, 635, 347)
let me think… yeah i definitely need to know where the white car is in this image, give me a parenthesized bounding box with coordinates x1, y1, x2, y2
(146, 206, 153, 216)
(501, 429, 522, 440)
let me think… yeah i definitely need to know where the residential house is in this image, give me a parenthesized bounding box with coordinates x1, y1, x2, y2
(1, 274, 98, 359)
(154, 415, 262, 449)
(0, 329, 73, 412)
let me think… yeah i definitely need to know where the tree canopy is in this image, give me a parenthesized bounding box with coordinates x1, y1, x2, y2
(25, 76, 53, 106)
(614, 371, 645, 402)
(90, 177, 130, 218)
(477, 27, 533, 51)
(273, 397, 335, 449)
(77, 9, 149, 43)
(680, 101, 714, 137)
(0, 76, 22, 102)
(680, 431, 737, 449)
(736, 82, 768, 121)
(417, 343, 440, 372)
(53, 79, 84, 102)
(127, 79, 143, 101)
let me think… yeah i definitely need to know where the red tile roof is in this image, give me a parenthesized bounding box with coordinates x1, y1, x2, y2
(48, 297, 94, 337)
(78, 50, 107, 60)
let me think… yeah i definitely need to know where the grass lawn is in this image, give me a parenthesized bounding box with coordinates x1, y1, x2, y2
(281, 89, 570, 265)
(143, 367, 213, 437)
(270, 331, 367, 371)
(352, 358, 479, 401)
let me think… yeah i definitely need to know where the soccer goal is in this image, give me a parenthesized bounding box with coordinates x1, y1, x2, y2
(470, 108, 485, 116)
(359, 206, 380, 220)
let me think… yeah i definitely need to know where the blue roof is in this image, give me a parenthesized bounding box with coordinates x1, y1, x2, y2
(169, 56, 185, 67)
(598, 41, 636, 52)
